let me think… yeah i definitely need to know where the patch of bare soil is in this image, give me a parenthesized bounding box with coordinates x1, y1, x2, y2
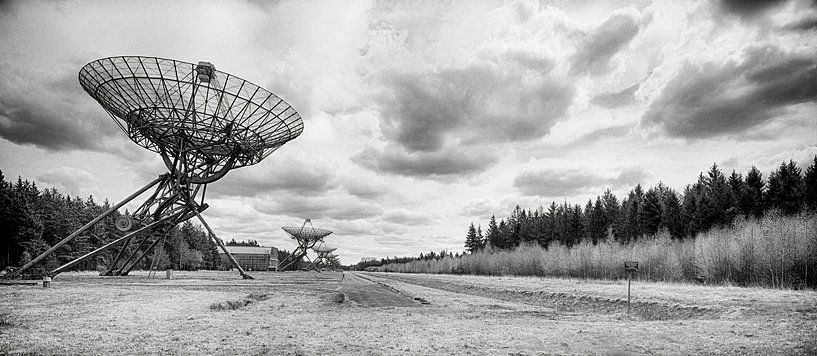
(365, 272, 715, 320)
(340, 272, 420, 307)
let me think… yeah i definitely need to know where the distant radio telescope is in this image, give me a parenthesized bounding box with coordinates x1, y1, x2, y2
(278, 218, 333, 271)
(310, 241, 338, 272)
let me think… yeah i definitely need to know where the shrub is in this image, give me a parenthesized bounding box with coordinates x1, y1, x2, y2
(378, 213, 817, 289)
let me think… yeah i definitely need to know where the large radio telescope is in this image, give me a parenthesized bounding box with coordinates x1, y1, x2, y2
(278, 219, 333, 271)
(14, 56, 303, 280)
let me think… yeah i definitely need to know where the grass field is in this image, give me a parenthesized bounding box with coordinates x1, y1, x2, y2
(1, 270, 815, 355)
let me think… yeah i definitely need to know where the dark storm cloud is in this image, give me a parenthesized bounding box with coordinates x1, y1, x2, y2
(376, 64, 574, 153)
(569, 10, 646, 76)
(781, 16, 817, 32)
(0, 96, 111, 151)
(0, 69, 119, 152)
(641, 45, 817, 139)
(590, 83, 639, 108)
(718, 0, 788, 19)
(352, 145, 497, 178)
(0, 0, 19, 15)
(514, 167, 647, 196)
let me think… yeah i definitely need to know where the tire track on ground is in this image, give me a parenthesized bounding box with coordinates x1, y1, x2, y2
(364, 272, 719, 320)
(340, 272, 422, 307)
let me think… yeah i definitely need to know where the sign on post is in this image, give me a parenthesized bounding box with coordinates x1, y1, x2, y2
(624, 261, 639, 313)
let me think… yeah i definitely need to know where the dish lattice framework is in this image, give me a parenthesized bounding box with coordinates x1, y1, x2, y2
(10, 56, 304, 280)
(79, 56, 303, 182)
(281, 225, 334, 242)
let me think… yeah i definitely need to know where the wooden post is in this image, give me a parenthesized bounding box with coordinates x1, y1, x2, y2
(627, 271, 631, 314)
(624, 261, 639, 314)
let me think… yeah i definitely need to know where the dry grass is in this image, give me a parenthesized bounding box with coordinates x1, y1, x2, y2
(0, 312, 18, 329)
(379, 213, 817, 288)
(0, 270, 815, 354)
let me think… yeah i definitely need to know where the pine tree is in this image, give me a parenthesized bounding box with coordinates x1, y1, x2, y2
(662, 189, 684, 239)
(728, 170, 750, 216)
(498, 220, 509, 249)
(565, 204, 584, 247)
(541, 202, 559, 247)
(587, 197, 607, 244)
(505, 205, 523, 248)
(464, 223, 479, 253)
(706, 163, 737, 228)
(766, 160, 805, 215)
(641, 186, 663, 236)
(583, 199, 593, 241)
(476, 225, 485, 250)
(619, 185, 645, 242)
(745, 166, 765, 218)
(601, 189, 620, 238)
(486, 215, 502, 250)
(804, 156, 817, 212)
(681, 181, 707, 237)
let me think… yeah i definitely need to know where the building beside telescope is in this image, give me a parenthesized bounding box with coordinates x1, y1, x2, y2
(218, 246, 279, 271)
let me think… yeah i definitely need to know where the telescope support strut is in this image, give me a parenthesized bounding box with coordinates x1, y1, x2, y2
(193, 209, 254, 280)
(14, 175, 165, 277)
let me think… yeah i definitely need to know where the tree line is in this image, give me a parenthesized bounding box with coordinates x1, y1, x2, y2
(464, 157, 817, 253)
(0, 170, 221, 272)
(352, 249, 461, 271)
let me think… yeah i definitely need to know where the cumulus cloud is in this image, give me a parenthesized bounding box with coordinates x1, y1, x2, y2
(382, 208, 436, 225)
(353, 144, 497, 179)
(36, 166, 98, 196)
(514, 166, 648, 197)
(569, 125, 633, 146)
(375, 64, 574, 153)
(358, 1, 585, 179)
(570, 8, 650, 76)
(460, 197, 502, 218)
(361, 61, 573, 179)
(254, 194, 383, 221)
(209, 154, 336, 198)
(330, 220, 401, 237)
(590, 83, 639, 108)
(641, 45, 817, 139)
(342, 178, 392, 200)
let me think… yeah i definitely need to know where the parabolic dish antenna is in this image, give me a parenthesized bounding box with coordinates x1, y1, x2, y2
(308, 241, 338, 272)
(312, 241, 337, 254)
(279, 219, 333, 271)
(13, 56, 303, 280)
(79, 56, 303, 183)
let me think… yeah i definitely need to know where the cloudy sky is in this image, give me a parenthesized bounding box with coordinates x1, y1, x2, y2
(1, 0, 816, 265)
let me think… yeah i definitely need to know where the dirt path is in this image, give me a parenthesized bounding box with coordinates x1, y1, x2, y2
(340, 272, 420, 307)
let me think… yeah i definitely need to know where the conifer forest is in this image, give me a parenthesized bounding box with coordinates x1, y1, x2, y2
(373, 158, 817, 288)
